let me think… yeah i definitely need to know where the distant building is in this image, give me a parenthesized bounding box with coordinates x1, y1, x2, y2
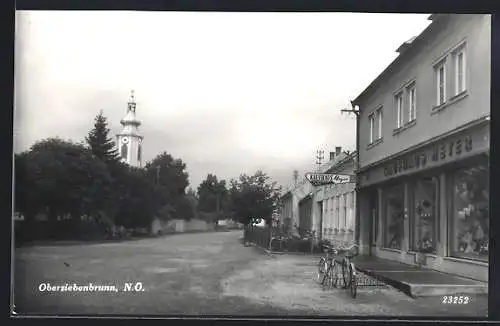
(316, 150, 357, 247)
(116, 90, 144, 168)
(280, 147, 356, 239)
(352, 14, 490, 282)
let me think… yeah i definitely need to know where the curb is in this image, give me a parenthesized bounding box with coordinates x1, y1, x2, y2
(354, 266, 488, 298)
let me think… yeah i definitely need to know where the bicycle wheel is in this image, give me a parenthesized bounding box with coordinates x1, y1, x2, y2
(325, 262, 334, 288)
(316, 257, 327, 284)
(331, 260, 340, 288)
(349, 264, 357, 298)
(342, 258, 351, 289)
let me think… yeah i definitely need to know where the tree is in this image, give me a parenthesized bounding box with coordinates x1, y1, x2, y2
(197, 174, 228, 218)
(114, 167, 160, 229)
(85, 111, 120, 165)
(145, 152, 190, 220)
(228, 170, 282, 226)
(16, 138, 113, 238)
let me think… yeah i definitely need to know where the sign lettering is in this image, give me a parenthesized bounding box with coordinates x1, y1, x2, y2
(305, 173, 355, 185)
(383, 135, 473, 178)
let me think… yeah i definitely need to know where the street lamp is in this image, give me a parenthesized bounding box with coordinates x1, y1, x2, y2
(341, 101, 361, 246)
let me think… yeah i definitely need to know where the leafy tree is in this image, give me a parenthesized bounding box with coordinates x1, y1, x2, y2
(197, 174, 228, 219)
(85, 111, 120, 165)
(145, 152, 190, 219)
(228, 170, 282, 226)
(16, 138, 112, 237)
(114, 167, 159, 229)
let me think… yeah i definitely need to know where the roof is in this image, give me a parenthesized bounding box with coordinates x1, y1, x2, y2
(352, 14, 447, 108)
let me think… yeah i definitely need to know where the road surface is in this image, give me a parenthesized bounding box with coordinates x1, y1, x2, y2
(13, 230, 487, 317)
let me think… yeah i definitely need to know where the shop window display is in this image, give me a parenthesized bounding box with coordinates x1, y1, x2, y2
(384, 185, 405, 250)
(412, 177, 438, 253)
(451, 163, 489, 261)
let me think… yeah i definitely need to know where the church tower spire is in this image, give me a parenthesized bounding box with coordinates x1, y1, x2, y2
(116, 90, 143, 167)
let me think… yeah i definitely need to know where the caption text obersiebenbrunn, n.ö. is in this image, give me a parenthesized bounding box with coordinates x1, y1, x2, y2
(38, 282, 145, 293)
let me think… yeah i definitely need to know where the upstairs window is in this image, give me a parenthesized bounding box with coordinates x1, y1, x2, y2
(435, 60, 447, 106)
(407, 83, 416, 122)
(395, 92, 404, 128)
(454, 46, 466, 95)
(369, 113, 375, 143)
(377, 108, 383, 139)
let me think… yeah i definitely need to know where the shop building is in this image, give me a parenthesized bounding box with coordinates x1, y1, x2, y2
(280, 147, 354, 238)
(352, 14, 490, 282)
(315, 151, 357, 247)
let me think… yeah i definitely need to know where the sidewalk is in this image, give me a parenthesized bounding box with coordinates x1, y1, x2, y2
(354, 255, 488, 297)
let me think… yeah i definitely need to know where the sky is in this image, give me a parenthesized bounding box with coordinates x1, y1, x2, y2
(14, 11, 432, 191)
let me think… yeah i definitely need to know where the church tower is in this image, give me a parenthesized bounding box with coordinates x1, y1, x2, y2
(116, 90, 143, 167)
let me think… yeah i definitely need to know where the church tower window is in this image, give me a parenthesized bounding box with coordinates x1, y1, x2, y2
(138, 144, 142, 162)
(121, 143, 128, 159)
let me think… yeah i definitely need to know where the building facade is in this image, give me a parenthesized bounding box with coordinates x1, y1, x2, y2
(117, 90, 144, 168)
(352, 14, 490, 282)
(280, 147, 356, 242)
(315, 151, 357, 247)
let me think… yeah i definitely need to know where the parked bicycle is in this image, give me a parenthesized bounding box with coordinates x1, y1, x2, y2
(317, 243, 359, 298)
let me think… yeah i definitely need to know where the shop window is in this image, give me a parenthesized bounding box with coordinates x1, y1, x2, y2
(384, 185, 405, 250)
(411, 177, 439, 253)
(450, 162, 489, 261)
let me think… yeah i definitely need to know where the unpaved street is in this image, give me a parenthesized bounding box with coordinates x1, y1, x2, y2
(14, 230, 487, 317)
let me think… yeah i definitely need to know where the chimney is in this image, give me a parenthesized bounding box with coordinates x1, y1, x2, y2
(329, 152, 335, 161)
(335, 146, 342, 156)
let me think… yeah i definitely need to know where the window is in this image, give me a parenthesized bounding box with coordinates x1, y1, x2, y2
(454, 47, 466, 95)
(341, 194, 347, 229)
(411, 177, 439, 254)
(377, 108, 383, 139)
(435, 60, 446, 106)
(335, 196, 340, 230)
(120, 143, 128, 159)
(395, 92, 404, 128)
(407, 84, 416, 122)
(369, 113, 375, 143)
(137, 144, 142, 162)
(384, 185, 405, 250)
(450, 160, 489, 261)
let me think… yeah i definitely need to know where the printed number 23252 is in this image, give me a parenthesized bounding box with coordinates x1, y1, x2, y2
(442, 296, 470, 304)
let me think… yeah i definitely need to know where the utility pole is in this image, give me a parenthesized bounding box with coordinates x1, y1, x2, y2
(315, 150, 324, 171)
(341, 100, 360, 246)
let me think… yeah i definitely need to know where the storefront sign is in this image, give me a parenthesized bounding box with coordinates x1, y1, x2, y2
(359, 123, 489, 187)
(305, 172, 356, 185)
(383, 135, 473, 177)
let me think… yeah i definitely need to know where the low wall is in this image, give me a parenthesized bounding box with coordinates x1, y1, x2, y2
(151, 218, 215, 235)
(172, 219, 215, 233)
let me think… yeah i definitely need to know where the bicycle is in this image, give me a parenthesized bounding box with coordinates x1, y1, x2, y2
(316, 244, 335, 286)
(316, 243, 359, 298)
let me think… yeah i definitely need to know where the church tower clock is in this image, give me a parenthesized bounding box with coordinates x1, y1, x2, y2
(116, 90, 143, 167)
